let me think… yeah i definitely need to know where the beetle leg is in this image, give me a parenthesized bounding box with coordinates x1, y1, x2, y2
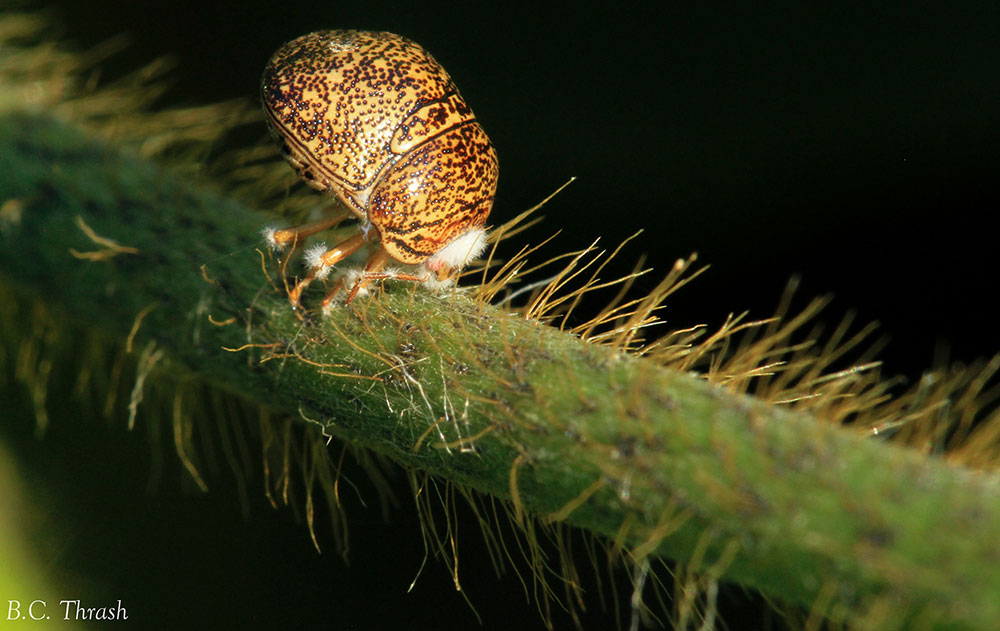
(345, 247, 391, 304)
(265, 208, 351, 250)
(319, 247, 426, 309)
(344, 270, 425, 303)
(288, 232, 368, 308)
(432, 264, 454, 282)
(319, 276, 347, 310)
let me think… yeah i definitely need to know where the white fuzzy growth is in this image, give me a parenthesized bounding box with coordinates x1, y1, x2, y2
(262, 226, 284, 251)
(303, 242, 328, 269)
(303, 243, 335, 279)
(320, 299, 339, 318)
(422, 274, 457, 292)
(342, 269, 369, 298)
(425, 228, 488, 271)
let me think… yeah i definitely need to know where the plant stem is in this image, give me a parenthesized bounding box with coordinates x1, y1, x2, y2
(2, 111, 998, 630)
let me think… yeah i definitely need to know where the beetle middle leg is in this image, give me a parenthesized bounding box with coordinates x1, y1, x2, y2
(287, 232, 369, 308)
(320, 246, 424, 309)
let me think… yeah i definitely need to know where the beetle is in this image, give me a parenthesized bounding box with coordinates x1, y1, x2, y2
(260, 30, 499, 308)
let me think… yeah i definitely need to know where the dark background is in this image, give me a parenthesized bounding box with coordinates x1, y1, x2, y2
(5, 1, 999, 629)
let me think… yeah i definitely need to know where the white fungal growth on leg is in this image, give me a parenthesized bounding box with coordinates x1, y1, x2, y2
(342, 269, 368, 297)
(303, 243, 334, 279)
(262, 226, 284, 251)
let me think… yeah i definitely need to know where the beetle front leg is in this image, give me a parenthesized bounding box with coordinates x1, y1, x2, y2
(264, 208, 352, 251)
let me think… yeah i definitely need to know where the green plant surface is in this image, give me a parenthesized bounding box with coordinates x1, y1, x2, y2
(3, 108, 1000, 631)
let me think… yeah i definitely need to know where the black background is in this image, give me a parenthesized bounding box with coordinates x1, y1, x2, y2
(5, 1, 999, 629)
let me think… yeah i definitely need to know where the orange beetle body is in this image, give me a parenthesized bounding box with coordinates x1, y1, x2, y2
(261, 30, 498, 305)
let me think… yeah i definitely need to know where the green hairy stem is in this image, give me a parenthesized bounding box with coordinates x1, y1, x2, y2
(2, 111, 998, 630)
